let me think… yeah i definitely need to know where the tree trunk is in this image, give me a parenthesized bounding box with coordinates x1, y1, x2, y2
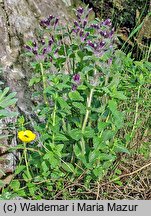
(0, 0, 80, 185)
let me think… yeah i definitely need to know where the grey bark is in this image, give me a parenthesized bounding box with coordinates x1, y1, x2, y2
(0, 0, 80, 183)
(0, 0, 75, 112)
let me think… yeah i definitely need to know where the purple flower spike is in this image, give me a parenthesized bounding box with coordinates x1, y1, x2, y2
(54, 18, 59, 26)
(24, 45, 31, 51)
(32, 48, 38, 55)
(40, 20, 45, 27)
(41, 39, 45, 45)
(76, 13, 81, 20)
(88, 40, 95, 48)
(44, 19, 50, 26)
(86, 8, 92, 19)
(108, 58, 112, 66)
(91, 24, 99, 29)
(109, 28, 114, 38)
(72, 28, 77, 33)
(74, 21, 79, 27)
(79, 30, 84, 37)
(100, 30, 105, 37)
(83, 32, 89, 41)
(50, 57, 53, 62)
(48, 15, 54, 21)
(43, 47, 47, 55)
(32, 40, 37, 47)
(100, 30, 110, 38)
(103, 31, 110, 38)
(83, 20, 87, 28)
(72, 84, 77, 91)
(49, 39, 53, 46)
(100, 41, 105, 48)
(104, 18, 112, 26)
(54, 48, 59, 54)
(77, 7, 84, 14)
(73, 74, 80, 84)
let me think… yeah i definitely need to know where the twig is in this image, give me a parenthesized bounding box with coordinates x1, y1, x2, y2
(103, 161, 151, 185)
(96, 181, 100, 200)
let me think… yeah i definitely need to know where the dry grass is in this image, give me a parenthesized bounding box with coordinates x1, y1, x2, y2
(54, 154, 151, 200)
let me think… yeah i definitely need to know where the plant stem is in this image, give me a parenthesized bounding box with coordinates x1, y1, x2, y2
(82, 88, 94, 132)
(40, 62, 48, 105)
(130, 84, 141, 139)
(52, 97, 57, 145)
(23, 142, 31, 179)
(80, 88, 94, 154)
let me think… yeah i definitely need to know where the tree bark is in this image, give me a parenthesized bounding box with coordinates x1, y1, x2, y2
(0, 0, 79, 184)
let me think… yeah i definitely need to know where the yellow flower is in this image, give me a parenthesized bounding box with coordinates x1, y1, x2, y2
(18, 130, 36, 143)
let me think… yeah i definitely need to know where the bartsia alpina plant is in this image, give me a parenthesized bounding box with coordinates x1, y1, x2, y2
(1, 4, 149, 200)
(71, 7, 115, 57)
(22, 6, 127, 192)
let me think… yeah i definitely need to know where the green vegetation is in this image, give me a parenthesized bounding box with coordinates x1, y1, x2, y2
(0, 6, 150, 200)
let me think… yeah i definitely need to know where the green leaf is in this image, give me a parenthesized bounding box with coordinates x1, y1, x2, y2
(15, 165, 26, 175)
(29, 77, 41, 86)
(111, 90, 127, 100)
(41, 161, 49, 173)
(69, 91, 84, 101)
(0, 134, 11, 140)
(72, 102, 85, 114)
(17, 189, 26, 197)
(56, 83, 70, 90)
(27, 182, 36, 196)
(73, 144, 87, 165)
(108, 100, 124, 128)
(0, 110, 18, 118)
(98, 122, 110, 132)
(68, 129, 82, 141)
(0, 87, 9, 101)
(113, 144, 130, 154)
(93, 166, 104, 179)
(111, 91, 127, 100)
(61, 162, 75, 173)
(102, 130, 116, 142)
(57, 97, 70, 111)
(0, 98, 17, 108)
(108, 99, 117, 110)
(55, 144, 64, 152)
(139, 73, 144, 85)
(17, 115, 25, 125)
(83, 127, 95, 138)
(76, 50, 85, 60)
(77, 85, 87, 90)
(43, 151, 60, 168)
(114, 180, 123, 186)
(55, 134, 68, 141)
(99, 153, 115, 161)
(73, 143, 81, 157)
(81, 66, 93, 74)
(89, 150, 100, 163)
(2, 92, 17, 101)
(93, 136, 108, 151)
(10, 180, 20, 191)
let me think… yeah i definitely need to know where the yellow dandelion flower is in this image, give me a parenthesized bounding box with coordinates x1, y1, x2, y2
(18, 130, 36, 143)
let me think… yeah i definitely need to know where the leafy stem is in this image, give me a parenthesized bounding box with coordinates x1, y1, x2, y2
(23, 142, 31, 179)
(130, 84, 141, 140)
(52, 95, 57, 145)
(80, 87, 94, 154)
(40, 62, 49, 105)
(82, 88, 94, 132)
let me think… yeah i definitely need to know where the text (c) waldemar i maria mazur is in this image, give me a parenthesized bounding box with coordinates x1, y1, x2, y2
(19, 202, 138, 212)
(76, 203, 138, 212)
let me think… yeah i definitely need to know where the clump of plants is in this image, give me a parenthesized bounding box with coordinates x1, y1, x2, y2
(1, 6, 150, 199)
